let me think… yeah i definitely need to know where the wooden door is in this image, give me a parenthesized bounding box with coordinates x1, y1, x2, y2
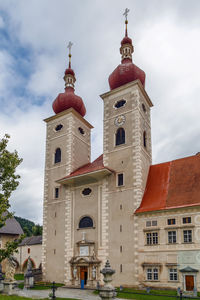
(185, 275, 194, 291)
(80, 267, 88, 284)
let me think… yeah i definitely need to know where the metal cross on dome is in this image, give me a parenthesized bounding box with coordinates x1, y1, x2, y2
(123, 8, 130, 20)
(67, 41, 73, 54)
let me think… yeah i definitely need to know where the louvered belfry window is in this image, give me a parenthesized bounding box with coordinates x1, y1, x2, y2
(55, 148, 61, 163)
(116, 128, 125, 146)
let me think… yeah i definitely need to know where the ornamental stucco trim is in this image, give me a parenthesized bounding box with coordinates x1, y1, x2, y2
(64, 188, 73, 285)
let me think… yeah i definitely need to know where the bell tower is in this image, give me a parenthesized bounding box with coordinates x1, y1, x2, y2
(42, 43, 93, 283)
(100, 9, 153, 286)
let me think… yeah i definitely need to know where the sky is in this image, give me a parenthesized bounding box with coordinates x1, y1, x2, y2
(0, 0, 200, 224)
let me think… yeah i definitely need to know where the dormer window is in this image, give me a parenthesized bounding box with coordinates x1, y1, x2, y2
(115, 99, 126, 109)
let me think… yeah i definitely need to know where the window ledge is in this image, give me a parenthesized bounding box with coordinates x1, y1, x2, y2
(144, 280, 160, 282)
(145, 244, 159, 246)
(143, 228, 160, 232)
(183, 241, 194, 244)
(77, 227, 95, 230)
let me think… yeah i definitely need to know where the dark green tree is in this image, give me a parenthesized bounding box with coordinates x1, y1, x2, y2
(32, 224, 42, 236)
(0, 134, 23, 263)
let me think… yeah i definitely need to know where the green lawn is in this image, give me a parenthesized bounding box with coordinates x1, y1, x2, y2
(14, 274, 24, 281)
(18, 282, 64, 290)
(116, 287, 200, 299)
(0, 296, 78, 300)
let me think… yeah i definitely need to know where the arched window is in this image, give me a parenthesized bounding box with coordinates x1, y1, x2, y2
(116, 128, 125, 146)
(79, 216, 93, 229)
(143, 131, 147, 148)
(54, 148, 61, 163)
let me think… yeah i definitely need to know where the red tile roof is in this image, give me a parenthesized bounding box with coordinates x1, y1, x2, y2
(135, 154, 200, 214)
(59, 154, 112, 181)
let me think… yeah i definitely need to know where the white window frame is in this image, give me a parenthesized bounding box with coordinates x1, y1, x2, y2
(168, 231, 177, 244)
(146, 232, 158, 245)
(169, 268, 178, 281)
(183, 229, 192, 243)
(146, 267, 159, 281)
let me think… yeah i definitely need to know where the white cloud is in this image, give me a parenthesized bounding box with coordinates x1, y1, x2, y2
(0, 15, 4, 28)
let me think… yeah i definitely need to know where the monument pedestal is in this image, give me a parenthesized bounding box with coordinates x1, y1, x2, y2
(3, 281, 17, 295)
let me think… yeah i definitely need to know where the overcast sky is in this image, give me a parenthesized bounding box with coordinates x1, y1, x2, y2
(0, 0, 200, 224)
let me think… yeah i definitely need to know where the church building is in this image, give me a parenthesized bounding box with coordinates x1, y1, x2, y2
(42, 12, 200, 293)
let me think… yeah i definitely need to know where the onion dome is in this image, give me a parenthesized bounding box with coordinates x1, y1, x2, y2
(108, 9, 145, 90)
(52, 42, 86, 117)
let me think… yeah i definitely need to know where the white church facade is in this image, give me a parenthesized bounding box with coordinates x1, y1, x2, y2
(42, 14, 200, 292)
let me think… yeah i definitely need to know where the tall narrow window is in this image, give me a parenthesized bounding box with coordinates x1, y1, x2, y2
(117, 174, 124, 186)
(54, 148, 61, 163)
(116, 128, 125, 146)
(183, 230, 192, 243)
(169, 268, 178, 281)
(143, 131, 147, 148)
(55, 187, 59, 198)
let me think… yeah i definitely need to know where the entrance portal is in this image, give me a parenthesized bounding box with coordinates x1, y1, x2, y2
(80, 266, 88, 285)
(185, 275, 194, 291)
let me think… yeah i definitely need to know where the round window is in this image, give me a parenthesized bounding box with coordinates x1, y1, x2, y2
(55, 124, 63, 131)
(82, 188, 92, 196)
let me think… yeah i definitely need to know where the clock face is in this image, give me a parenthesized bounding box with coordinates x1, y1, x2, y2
(115, 115, 126, 126)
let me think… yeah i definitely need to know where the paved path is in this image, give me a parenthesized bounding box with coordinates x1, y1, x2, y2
(10, 286, 125, 300)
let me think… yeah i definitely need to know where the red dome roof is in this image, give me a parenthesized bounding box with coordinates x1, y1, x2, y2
(65, 68, 75, 76)
(52, 87, 86, 117)
(108, 59, 146, 90)
(121, 36, 132, 45)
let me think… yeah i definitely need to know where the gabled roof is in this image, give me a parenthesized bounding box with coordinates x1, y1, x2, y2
(135, 154, 200, 214)
(57, 155, 113, 185)
(19, 235, 42, 246)
(0, 217, 24, 235)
